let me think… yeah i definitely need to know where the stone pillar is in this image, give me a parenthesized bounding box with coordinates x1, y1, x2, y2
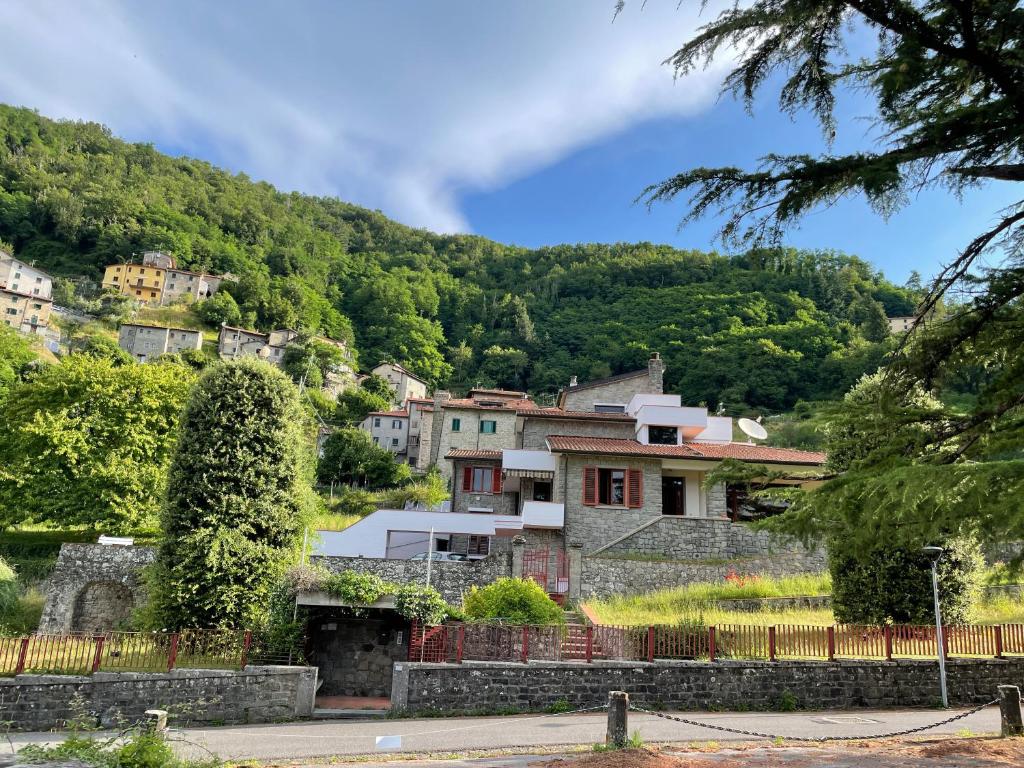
(511, 536, 526, 578)
(606, 691, 629, 748)
(568, 541, 584, 601)
(648, 352, 664, 394)
(999, 685, 1024, 736)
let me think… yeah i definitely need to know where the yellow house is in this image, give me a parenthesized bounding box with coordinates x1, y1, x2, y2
(102, 264, 165, 304)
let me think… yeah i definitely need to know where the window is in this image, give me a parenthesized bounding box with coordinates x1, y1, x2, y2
(392, 419, 403, 429)
(35, 277, 41, 283)
(594, 404, 626, 413)
(135, 290, 141, 296)
(467, 535, 490, 556)
(451, 417, 461, 432)
(648, 426, 678, 445)
(480, 420, 497, 434)
(5, 308, 17, 315)
(372, 437, 379, 445)
(373, 417, 381, 427)
(150, 292, 157, 298)
(462, 465, 502, 494)
(599, 469, 626, 506)
(533, 481, 552, 502)
(582, 466, 643, 508)
(392, 437, 399, 447)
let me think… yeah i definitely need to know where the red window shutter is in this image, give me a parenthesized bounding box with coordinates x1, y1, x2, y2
(582, 466, 597, 506)
(462, 466, 472, 492)
(627, 469, 643, 508)
(492, 467, 502, 494)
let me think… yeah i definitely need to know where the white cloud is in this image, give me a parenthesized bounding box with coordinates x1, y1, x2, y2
(0, 0, 727, 232)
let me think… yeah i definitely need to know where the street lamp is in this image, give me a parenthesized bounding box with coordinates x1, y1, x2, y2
(922, 545, 948, 708)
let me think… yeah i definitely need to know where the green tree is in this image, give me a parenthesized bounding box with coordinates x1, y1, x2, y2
(360, 373, 393, 401)
(633, 0, 1024, 544)
(196, 289, 242, 327)
(334, 385, 391, 426)
(0, 356, 195, 532)
(463, 578, 564, 625)
(0, 325, 37, 400)
(317, 428, 411, 489)
(150, 359, 311, 628)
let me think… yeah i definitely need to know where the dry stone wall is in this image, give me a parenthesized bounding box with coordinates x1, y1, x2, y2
(39, 544, 156, 634)
(392, 657, 1024, 713)
(0, 666, 317, 731)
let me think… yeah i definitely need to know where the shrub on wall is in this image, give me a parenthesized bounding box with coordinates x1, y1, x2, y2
(394, 584, 448, 625)
(463, 578, 564, 625)
(149, 359, 313, 629)
(0, 556, 18, 616)
(829, 533, 983, 625)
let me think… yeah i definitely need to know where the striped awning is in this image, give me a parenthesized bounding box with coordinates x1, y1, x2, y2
(503, 468, 555, 480)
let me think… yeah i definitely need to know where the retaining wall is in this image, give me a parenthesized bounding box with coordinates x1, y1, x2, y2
(0, 665, 317, 731)
(391, 658, 1024, 713)
(312, 553, 511, 604)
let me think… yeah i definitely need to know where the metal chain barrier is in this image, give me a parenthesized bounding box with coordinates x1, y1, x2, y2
(631, 699, 998, 742)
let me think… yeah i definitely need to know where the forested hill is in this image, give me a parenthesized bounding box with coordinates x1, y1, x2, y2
(0, 105, 920, 411)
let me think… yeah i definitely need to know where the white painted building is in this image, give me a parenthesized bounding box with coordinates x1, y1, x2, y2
(361, 409, 410, 457)
(0, 252, 53, 300)
(371, 362, 428, 405)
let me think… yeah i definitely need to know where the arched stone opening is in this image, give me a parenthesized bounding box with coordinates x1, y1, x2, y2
(71, 581, 136, 633)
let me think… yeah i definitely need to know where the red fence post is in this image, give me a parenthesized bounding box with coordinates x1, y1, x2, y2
(240, 630, 253, 669)
(647, 626, 655, 663)
(521, 626, 530, 664)
(91, 635, 106, 673)
(827, 627, 835, 662)
(167, 633, 180, 672)
(884, 626, 893, 661)
(709, 626, 716, 662)
(768, 626, 777, 662)
(456, 626, 465, 664)
(586, 626, 594, 664)
(995, 626, 1004, 659)
(14, 637, 30, 675)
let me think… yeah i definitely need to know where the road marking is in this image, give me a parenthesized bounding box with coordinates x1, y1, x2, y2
(813, 716, 880, 724)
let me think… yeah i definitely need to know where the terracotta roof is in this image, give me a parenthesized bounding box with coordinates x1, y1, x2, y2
(373, 361, 428, 384)
(444, 398, 535, 411)
(121, 323, 202, 335)
(368, 410, 409, 418)
(467, 387, 528, 398)
(545, 436, 826, 466)
(0, 287, 53, 302)
(563, 368, 647, 393)
(445, 449, 503, 460)
(519, 408, 636, 422)
(406, 397, 434, 403)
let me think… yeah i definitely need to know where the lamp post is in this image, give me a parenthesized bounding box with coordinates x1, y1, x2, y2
(922, 545, 948, 708)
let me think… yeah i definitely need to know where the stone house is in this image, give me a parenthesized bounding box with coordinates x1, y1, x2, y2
(217, 325, 300, 367)
(405, 397, 434, 470)
(371, 362, 428, 405)
(362, 409, 410, 457)
(1, 287, 52, 336)
(160, 268, 222, 305)
(117, 323, 204, 362)
(102, 251, 226, 306)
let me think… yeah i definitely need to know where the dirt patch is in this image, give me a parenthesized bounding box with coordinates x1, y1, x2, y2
(539, 747, 690, 768)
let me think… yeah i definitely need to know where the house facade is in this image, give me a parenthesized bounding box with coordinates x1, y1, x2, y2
(217, 325, 300, 367)
(160, 269, 222, 305)
(117, 323, 204, 362)
(0, 252, 53, 299)
(102, 252, 225, 306)
(405, 398, 434, 470)
(372, 362, 428, 405)
(362, 409, 410, 457)
(1, 288, 52, 336)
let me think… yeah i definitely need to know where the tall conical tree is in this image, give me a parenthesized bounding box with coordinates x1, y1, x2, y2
(150, 358, 311, 629)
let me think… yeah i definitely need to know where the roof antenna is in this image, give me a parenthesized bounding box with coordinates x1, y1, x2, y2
(715, 402, 726, 416)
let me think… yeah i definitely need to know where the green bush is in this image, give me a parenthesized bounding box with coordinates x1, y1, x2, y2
(829, 533, 983, 625)
(322, 570, 390, 605)
(463, 578, 564, 625)
(0, 556, 18, 615)
(394, 584, 448, 624)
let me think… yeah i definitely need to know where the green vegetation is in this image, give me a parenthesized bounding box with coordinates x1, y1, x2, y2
(639, 1, 1024, 550)
(0, 355, 197, 532)
(830, 534, 983, 626)
(284, 566, 449, 623)
(463, 578, 565, 625)
(150, 359, 312, 629)
(18, 728, 219, 768)
(317, 427, 412, 489)
(0, 105, 916, 410)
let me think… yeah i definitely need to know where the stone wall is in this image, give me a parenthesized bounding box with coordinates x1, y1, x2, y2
(599, 517, 823, 562)
(39, 544, 157, 634)
(451, 458, 517, 515)
(579, 551, 827, 599)
(560, 455, 664, 553)
(521, 418, 635, 450)
(431, 407, 518, 482)
(308, 612, 407, 697)
(0, 666, 317, 731)
(392, 657, 1024, 713)
(312, 553, 512, 603)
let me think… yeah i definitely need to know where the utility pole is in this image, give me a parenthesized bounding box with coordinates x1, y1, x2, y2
(923, 546, 948, 708)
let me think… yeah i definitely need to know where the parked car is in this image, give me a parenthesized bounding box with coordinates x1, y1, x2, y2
(409, 552, 468, 561)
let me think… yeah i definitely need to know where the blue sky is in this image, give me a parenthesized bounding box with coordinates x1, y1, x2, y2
(0, 1, 1013, 284)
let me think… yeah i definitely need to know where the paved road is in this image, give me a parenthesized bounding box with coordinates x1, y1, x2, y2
(4, 705, 1000, 763)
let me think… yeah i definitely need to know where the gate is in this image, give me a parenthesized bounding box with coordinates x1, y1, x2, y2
(520, 547, 570, 604)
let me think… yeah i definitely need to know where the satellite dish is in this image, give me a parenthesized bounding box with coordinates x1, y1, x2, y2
(738, 417, 768, 442)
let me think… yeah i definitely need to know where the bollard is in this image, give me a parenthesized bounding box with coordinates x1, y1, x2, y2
(606, 691, 629, 748)
(998, 685, 1024, 737)
(144, 709, 168, 732)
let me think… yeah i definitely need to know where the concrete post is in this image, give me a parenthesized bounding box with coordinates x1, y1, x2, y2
(143, 709, 168, 732)
(999, 685, 1024, 737)
(511, 535, 526, 579)
(568, 541, 584, 601)
(606, 691, 629, 748)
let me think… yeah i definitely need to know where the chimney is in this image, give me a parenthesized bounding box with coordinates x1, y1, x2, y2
(569, 375, 578, 387)
(648, 352, 665, 394)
